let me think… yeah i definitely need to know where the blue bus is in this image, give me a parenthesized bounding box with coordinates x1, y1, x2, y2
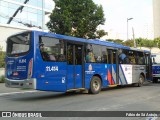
(152, 54, 160, 83)
(5, 31, 152, 94)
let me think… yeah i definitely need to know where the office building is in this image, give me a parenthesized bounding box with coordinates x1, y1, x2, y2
(153, 0, 160, 38)
(0, 0, 54, 51)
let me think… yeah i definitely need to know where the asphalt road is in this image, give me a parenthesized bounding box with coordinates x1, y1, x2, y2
(0, 82, 160, 120)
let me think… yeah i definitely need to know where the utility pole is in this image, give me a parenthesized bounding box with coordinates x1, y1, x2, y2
(132, 27, 136, 48)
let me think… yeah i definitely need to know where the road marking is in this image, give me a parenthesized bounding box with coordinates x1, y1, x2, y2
(0, 90, 39, 96)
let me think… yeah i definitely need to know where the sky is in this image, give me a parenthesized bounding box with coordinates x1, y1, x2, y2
(93, 0, 153, 40)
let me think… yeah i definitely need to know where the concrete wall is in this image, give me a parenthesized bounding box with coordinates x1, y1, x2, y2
(0, 68, 5, 77)
(0, 24, 29, 51)
(153, 0, 160, 38)
(137, 47, 160, 54)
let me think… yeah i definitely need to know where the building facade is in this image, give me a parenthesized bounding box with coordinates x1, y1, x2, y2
(0, 0, 54, 51)
(153, 0, 160, 38)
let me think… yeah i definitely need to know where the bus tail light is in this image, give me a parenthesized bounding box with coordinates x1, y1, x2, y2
(28, 58, 33, 78)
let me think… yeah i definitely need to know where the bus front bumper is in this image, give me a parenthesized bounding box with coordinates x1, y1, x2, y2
(5, 78, 36, 89)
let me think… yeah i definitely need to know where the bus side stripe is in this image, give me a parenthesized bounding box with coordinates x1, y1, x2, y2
(120, 65, 128, 84)
(119, 65, 126, 84)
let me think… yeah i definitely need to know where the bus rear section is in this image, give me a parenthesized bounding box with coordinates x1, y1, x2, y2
(5, 32, 36, 89)
(152, 54, 160, 83)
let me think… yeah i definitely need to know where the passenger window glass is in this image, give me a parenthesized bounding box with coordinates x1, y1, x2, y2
(137, 52, 144, 65)
(86, 44, 95, 62)
(119, 49, 129, 64)
(128, 51, 136, 64)
(86, 44, 105, 63)
(101, 46, 108, 63)
(107, 50, 112, 64)
(39, 37, 66, 62)
(92, 45, 102, 63)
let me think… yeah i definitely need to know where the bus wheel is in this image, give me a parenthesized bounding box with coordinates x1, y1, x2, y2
(153, 78, 158, 83)
(137, 75, 144, 87)
(89, 76, 101, 94)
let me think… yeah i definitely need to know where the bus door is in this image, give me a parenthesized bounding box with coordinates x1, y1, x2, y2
(107, 49, 119, 85)
(145, 53, 152, 80)
(67, 43, 84, 89)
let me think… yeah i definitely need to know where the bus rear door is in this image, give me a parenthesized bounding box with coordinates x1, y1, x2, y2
(107, 49, 119, 85)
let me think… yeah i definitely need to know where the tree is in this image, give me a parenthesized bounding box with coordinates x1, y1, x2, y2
(154, 37, 160, 48)
(47, 0, 106, 39)
(135, 38, 144, 48)
(122, 40, 134, 47)
(106, 39, 123, 44)
(0, 46, 5, 68)
(143, 39, 156, 51)
(96, 30, 107, 39)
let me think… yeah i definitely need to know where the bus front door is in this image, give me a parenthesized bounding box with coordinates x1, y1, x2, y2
(67, 43, 84, 89)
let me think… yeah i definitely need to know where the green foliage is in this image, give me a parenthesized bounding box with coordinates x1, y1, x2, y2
(47, 0, 106, 39)
(122, 40, 134, 47)
(106, 38, 157, 50)
(135, 38, 156, 50)
(135, 38, 144, 47)
(0, 75, 5, 83)
(96, 30, 107, 39)
(0, 46, 5, 68)
(154, 37, 160, 48)
(106, 39, 123, 44)
(143, 39, 156, 50)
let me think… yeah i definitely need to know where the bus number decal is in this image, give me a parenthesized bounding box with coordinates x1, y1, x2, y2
(19, 59, 26, 64)
(46, 66, 58, 71)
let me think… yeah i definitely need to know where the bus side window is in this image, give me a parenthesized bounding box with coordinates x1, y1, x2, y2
(128, 51, 136, 64)
(39, 37, 65, 62)
(86, 44, 95, 63)
(137, 52, 145, 65)
(40, 44, 50, 61)
(119, 49, 129, 64)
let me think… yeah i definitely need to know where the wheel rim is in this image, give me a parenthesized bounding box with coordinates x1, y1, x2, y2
(139, 76, 143, 85)
(93, 80, 100, 91)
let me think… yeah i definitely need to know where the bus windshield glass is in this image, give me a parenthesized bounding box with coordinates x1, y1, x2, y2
(7, 32, 31, 56)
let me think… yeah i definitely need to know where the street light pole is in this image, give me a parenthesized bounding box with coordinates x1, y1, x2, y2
(42, 0, 45, 31)
(127, 18, 133, 40)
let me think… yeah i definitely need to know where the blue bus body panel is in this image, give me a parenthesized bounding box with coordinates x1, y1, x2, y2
(6, 32, 34, 80)
(6, 56, 31, 80)
(75, 65, 82, 88)
(85, 63, 109, 89)
(33, 32, 67, 91)
(67, 65, 74, 89)
(67, 65, 83, 89)
(35, 62, 67, 92)
(152, 65, 160, 75)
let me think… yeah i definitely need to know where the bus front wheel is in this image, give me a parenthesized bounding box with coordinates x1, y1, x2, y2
(89, 76, 101, 94)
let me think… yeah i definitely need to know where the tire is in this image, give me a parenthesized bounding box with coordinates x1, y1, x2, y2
(89, 76, 101, 94)
(137, 75, 144, 87)
(153, 78, 158, 83)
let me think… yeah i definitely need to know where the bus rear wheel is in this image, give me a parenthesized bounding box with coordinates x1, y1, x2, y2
(137, 75, 144, 87)
(89, 76, 101, 94)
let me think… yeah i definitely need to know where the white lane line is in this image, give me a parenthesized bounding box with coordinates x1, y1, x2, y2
(0, 90, 39, 96)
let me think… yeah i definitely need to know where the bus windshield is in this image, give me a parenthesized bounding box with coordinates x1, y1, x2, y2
(7, 32, 31, 57)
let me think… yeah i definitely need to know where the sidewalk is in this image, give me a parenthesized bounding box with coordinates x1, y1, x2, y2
(0, 83, 33, 94)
